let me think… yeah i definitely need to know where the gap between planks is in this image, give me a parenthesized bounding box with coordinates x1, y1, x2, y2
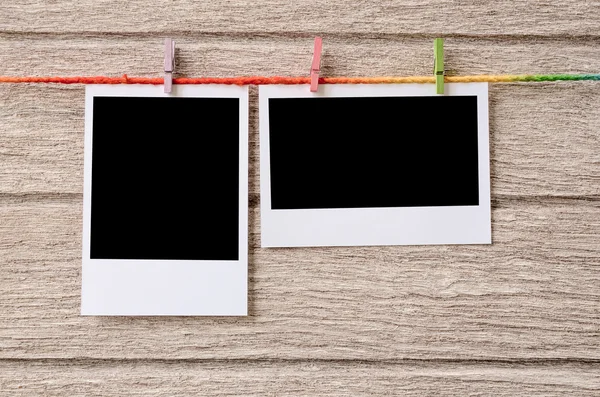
(1, 357, 599, 365)
(1, 31, 600, 43)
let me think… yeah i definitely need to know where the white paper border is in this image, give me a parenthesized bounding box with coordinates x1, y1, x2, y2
(81, 84, 249, 315)
(259, 83, 490, 247)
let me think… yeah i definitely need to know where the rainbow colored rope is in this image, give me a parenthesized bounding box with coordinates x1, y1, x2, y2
(0, 74, 599, 86)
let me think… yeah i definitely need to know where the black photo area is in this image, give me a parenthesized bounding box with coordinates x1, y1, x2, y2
(268, 96, 479, 210)
(90, 97, 239, 260)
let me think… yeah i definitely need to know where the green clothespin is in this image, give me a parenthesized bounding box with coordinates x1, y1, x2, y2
(434, 38, 444, 94)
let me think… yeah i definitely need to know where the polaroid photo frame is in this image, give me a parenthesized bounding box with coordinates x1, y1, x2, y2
(259, 83, 490, 247)
(81, 84, 248, 315)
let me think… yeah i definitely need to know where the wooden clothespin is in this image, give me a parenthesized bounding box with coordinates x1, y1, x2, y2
(310, 37, 323, 92)
(164, 38, 175, 93)
(434, 38, 444, 94)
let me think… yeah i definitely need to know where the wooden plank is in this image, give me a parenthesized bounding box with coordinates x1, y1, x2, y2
(1, 37, 598, 198)
(0, 199, 598, 360)
(0, 360, 598, 396)
(1, 82, 598, 198)
(1, 1, 599, 36)
(1, 36, 599, 77)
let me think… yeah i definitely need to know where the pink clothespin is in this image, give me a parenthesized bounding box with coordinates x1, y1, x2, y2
(310, 37, 323, 92)
(164, 38, 175, 93)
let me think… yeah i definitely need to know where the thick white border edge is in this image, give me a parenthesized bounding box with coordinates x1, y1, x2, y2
(259, 83, 491, 248)
(81, 84, 249, 316)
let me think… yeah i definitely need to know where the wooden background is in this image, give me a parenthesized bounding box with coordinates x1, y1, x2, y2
(1, 1, 599, 395)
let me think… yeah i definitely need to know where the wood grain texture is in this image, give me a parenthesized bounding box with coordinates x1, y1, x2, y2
(1, 1, 600, 394)
(1, 1, 600, 36)
(1, 36, 600, 77)
(1, 360, 599, 396)
(1, 200, 598, 360)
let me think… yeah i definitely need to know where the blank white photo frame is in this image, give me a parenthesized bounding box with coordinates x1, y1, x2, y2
(259, 83, 490, 247)
(81, 84, 249, 315)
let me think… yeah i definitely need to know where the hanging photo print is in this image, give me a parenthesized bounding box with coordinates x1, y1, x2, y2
(81, 84, 248, 315)
(259, 83, 490, 247)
